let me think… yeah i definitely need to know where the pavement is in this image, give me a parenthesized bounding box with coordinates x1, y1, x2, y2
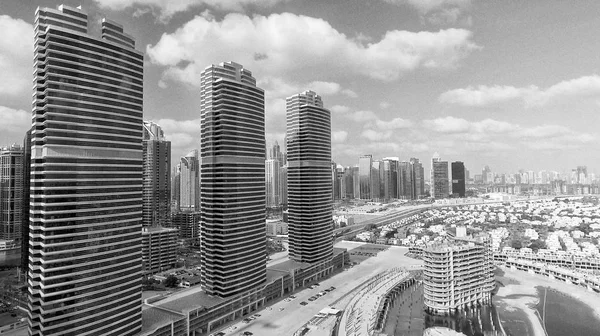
(212, 243, 422, 336)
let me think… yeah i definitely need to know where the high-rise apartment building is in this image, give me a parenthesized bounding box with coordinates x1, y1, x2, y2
(141, 226, 178, 275)
(371, 160, 382, 200)
(358, 155, 373, 200)
(179, 149, 199, 210)
(171, 211, 201, 241)
(143, 121, 171, 226)
(398, 161, 414, 199)
(199, 62, 266, 297)
(21, 130, 32, 277)
(451, 161, 466, 197)
(265, 159, 281, 207)
(28, 5, 143, 335)
(381, 157, 399, 200)
(410, 158, 425, 199)
(431, 153, 449, 199)
(0, 144, 23, 241)
(286, 90, 333, 263)
(423, 236, 495, 314)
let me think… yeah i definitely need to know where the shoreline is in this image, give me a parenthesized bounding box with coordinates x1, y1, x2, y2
(495, 267, 600, 336)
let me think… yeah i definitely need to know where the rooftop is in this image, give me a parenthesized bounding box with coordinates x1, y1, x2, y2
(140, 306, 185, 335)
(154, 285, 225, 313)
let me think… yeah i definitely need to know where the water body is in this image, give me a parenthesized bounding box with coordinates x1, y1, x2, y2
(536, 286, 600, 336)
(381, 282, 502, 336)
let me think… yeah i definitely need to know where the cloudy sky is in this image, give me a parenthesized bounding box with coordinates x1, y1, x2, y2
(2, 0, 600, 176)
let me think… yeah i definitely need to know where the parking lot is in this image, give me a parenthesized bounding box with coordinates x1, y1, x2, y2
(211, 243, 422, 336)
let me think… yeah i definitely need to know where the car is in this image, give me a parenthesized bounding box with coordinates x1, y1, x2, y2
(308, 297, 316, 301)
(315, 283, 320, 286)
(290, 295, 297, 299)
(300, 301, 308, 306)
(242, 318, 251, 323)
(279, 307, 285, 311)
(308, 285, 316, 289)
(243, 332, 254, 336)
(253, 313, 261, 318)
(329, 286, 336, 290)
(213, 333, 225, 336)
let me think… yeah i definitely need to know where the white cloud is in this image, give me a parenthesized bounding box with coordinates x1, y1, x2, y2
(95, 0, 286, 21)
(361, 129, 392, 141)
(147, 12, 479, 86)
(348, 110, 378, 122)
(331, 105, 350, 114)
(372, 117, 413, 130)
(0, 106, 30, 132)
(390, 0, 473, 13)
(379, 101, 391, 109)
(439, 85, 534, 106)
(422, 116, 471, 133)
(384, 0, 474, 25)
(439, 75, 600, 107)
(0, 16, 33, 97)
(341, 89, 358, 98)
(332, 130, 348, 143)
(154, 118, 202, 134)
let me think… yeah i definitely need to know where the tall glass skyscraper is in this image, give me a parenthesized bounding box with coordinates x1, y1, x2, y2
(0, 144, 24, 241)
(142, 121, 171, 227)
(358, 155, 372, 200)
(178, 149, 199, 210)
(28, 5, 143, 335)
(286, 90, 333, 263)
(199, 62, 266, 297)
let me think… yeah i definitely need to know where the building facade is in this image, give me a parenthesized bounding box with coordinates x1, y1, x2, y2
(199, 62, 266, 297)
(358, 155, 372, 200)
(178, 149, 199, 210)
(265, 159, 280, 207)
(171, 211, 201, 241)
(143, 121, 171, 226)
(142, 226, 178, 275)
(0, 144, 23, 241)
(286, 90, 333, 264)
(451, 161, 466, 197)
(423, 237, 495, 314)
(28, 5, 143, 335)
(431, 153, 449, 199)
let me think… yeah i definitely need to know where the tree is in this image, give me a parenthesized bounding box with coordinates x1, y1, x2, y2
(510, 239, 523, 249)
(528, 239, 547, 251)
(164, 275, 179, 288)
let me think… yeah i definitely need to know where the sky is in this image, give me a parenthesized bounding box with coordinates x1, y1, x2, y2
(1, 0, 600, 176)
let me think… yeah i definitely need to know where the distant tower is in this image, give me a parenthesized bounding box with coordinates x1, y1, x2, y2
(431, 153, 449, 199)
(199, 62, 266, 297)
(286, 90, 333, 263)
(28, 5, 143, 335)
(358, 155, 373, 200)
(143, 121, 171, 226)
(0, 144, 23, 241)
(410, 158, 425, 199)
(179, 149, 199, 210)
(451, 161, 466, 197)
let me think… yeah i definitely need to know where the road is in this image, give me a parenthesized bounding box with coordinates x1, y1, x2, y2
(213, 244, 423, 336)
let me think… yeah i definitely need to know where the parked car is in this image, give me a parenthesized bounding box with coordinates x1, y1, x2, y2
(300, 301, 308, 306)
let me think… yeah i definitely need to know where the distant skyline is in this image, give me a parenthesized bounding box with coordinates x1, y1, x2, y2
(2, 0, 600, 174)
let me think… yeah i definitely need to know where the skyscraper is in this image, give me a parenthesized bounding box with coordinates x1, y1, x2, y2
(286, 90, 333, 263)
(179, 149, 199, 210)
(265, 158, 281, 207)
(199, 62, 266, 297)
(20, 130, 32, 278)
(359, 155, 372, 200)
(142, 121, 171, 226)
(451, 161, 466, 197)
(410, 158, 425, 199)
(0, 144, 23, 241)
(29, 5, 143, 335)
(431, 153, 449, 199)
